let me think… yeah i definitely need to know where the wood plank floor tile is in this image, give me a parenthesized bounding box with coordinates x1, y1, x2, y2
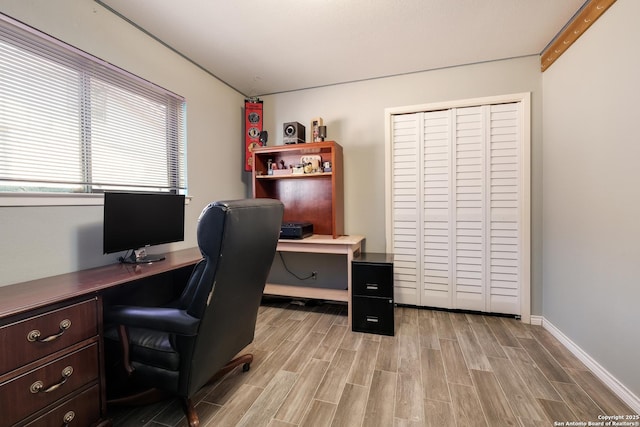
(313, 324, 348, 361)
(503, 346, 563, 401)
(455, 323, 492, 371)
(487, 356, 548, 422)
(434, 310, 457, 340)
(347, 338, 379, 386)
(500, 317, 534, 339)
(449, 382, 488, 427)
(236, 370, 298, 427)
(338, 329, 364, 351)
(552, 380, 605, 421)
(485, 315, 521, 348)
(471, 369, 519, 427)
(282, 331, 325, 373)
(330, 383, 368, 427)
(375, 335, 399, 372)
(398, 325, 421, 376)
(465, 313, 487, 324)
(205, 384, 263, 427)
(275, 358, 330, 424)
(537, 398, 577, 424)
(440, 338, 474, 386)
(470, 321, 507, 358)
(153, 398, 197, 426)
(449, 312, 470, 331)
(423, 399, 456, 427)
(299, 399, 337, 427)
(395, 372, 424, 423)
(518, 337, 574, 383)
(288, 312, 324, 342)
(255, 319, 299, 352)
(266, 419, 296, 427)
(529, 326, 586, 370)
(418, 315, 440, 349)
(421, 348, 450, 402)
(566, 368, 636, 416)
(204, 349, 269, 405)
(315, 348, 357, 404)
(245, 340, 299, 388)
(362, 369, 397, 427)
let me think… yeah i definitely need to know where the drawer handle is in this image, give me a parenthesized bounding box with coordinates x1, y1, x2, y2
(30, 366, 73, 394)
(366, 316, 379, 323)
(365, 283, 379, 290)
(63, 411, 75, 426)
(27, 319, 72, 343)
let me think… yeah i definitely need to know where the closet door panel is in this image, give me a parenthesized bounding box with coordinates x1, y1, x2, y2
(488, 103, 521, 314)
(454, 107, 486, 311)
(421, 110, 452, 308)
(391, 114, 420, 305)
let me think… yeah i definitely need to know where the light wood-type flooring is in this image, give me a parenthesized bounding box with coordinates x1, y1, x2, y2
(109, 299, 637, 426)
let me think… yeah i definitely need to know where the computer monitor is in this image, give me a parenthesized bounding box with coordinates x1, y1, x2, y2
(103, 191, 185, 264)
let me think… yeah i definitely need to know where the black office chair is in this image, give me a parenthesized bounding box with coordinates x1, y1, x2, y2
(103, 198, 283, 427)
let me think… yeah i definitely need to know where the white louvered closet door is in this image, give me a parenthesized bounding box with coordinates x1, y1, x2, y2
(389, 98, 527, 316)
(390, 113, 420, 304)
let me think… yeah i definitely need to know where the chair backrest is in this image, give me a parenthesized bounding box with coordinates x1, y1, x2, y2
(179, 198, 283, 395)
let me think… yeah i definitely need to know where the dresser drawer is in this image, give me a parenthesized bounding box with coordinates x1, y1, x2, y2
(22, 385, 100, 427)
(0, 299, 98, 375)
(352, 262, 393, 298)
(0, 343, 99, 426)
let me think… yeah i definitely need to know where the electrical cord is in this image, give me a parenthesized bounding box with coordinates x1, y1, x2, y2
(278, 252, 315, 280)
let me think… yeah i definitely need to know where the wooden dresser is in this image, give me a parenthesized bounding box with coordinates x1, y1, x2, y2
(0, 247, 203, 427)
(0, 297, 105, 426)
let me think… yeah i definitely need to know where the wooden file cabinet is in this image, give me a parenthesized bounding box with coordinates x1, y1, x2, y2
(351, 253, 395, 336)
(0, 297, 105, 427)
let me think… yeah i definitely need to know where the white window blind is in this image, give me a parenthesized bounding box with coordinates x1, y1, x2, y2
(0, 14, 187, 195)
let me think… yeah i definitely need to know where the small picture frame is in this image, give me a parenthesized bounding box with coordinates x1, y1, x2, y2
(310, 117, 324, 142)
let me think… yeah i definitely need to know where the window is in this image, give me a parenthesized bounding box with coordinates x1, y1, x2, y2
(0, 14, 187, 199)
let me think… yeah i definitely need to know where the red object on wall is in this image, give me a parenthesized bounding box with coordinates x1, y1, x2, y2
(244, 99, 263, 171)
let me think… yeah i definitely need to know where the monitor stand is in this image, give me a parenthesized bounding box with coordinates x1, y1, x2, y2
(120, 248, 166, 264)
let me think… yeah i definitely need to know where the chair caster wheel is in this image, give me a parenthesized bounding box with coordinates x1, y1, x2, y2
(242, 363, 251, 372)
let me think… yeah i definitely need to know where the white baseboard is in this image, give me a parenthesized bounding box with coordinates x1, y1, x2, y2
(530, 315, 543, 326)
(540, 317, 640, 414)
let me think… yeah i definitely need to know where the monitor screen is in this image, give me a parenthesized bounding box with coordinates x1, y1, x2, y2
(103, 192, 185, 259)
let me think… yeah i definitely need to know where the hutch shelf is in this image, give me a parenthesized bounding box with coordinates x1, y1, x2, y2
(252, 141, 344, 238)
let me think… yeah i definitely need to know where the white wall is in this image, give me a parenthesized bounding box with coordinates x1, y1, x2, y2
(263, 56, 544, 314)
(543, 0, 640, 397)
(0, 0, 245, 286)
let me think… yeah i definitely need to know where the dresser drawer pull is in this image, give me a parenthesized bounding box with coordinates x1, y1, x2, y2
(63, 410, 75, 426)
(366, 316, 379, 323)
(27, 319, 72, 343)
(365, 283, 379, 290)
(29, 366, 74, 394)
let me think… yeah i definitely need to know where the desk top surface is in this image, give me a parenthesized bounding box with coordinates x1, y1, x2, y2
(0, 247, 202, 320)
(1, 235, 365, 320)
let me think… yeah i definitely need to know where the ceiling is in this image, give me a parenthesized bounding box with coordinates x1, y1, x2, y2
(96, 0, 587, 97)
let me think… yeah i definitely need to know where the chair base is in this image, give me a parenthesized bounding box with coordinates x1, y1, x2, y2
(107, 353, 254, 427)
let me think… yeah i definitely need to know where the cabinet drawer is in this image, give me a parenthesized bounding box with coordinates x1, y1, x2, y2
(352, 296, 394, 336)
(352, 263, 393, 297)
(22, 385, 100, 427)
(0, 299, 98, 375)
(0, 343, 99, 426)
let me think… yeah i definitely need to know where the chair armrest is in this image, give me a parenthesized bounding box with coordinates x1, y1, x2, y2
(105, 305, 200, 336)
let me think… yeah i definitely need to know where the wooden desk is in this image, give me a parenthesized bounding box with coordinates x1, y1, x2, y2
(0, 247, 202, 427)
(265, 235, 364, 322)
